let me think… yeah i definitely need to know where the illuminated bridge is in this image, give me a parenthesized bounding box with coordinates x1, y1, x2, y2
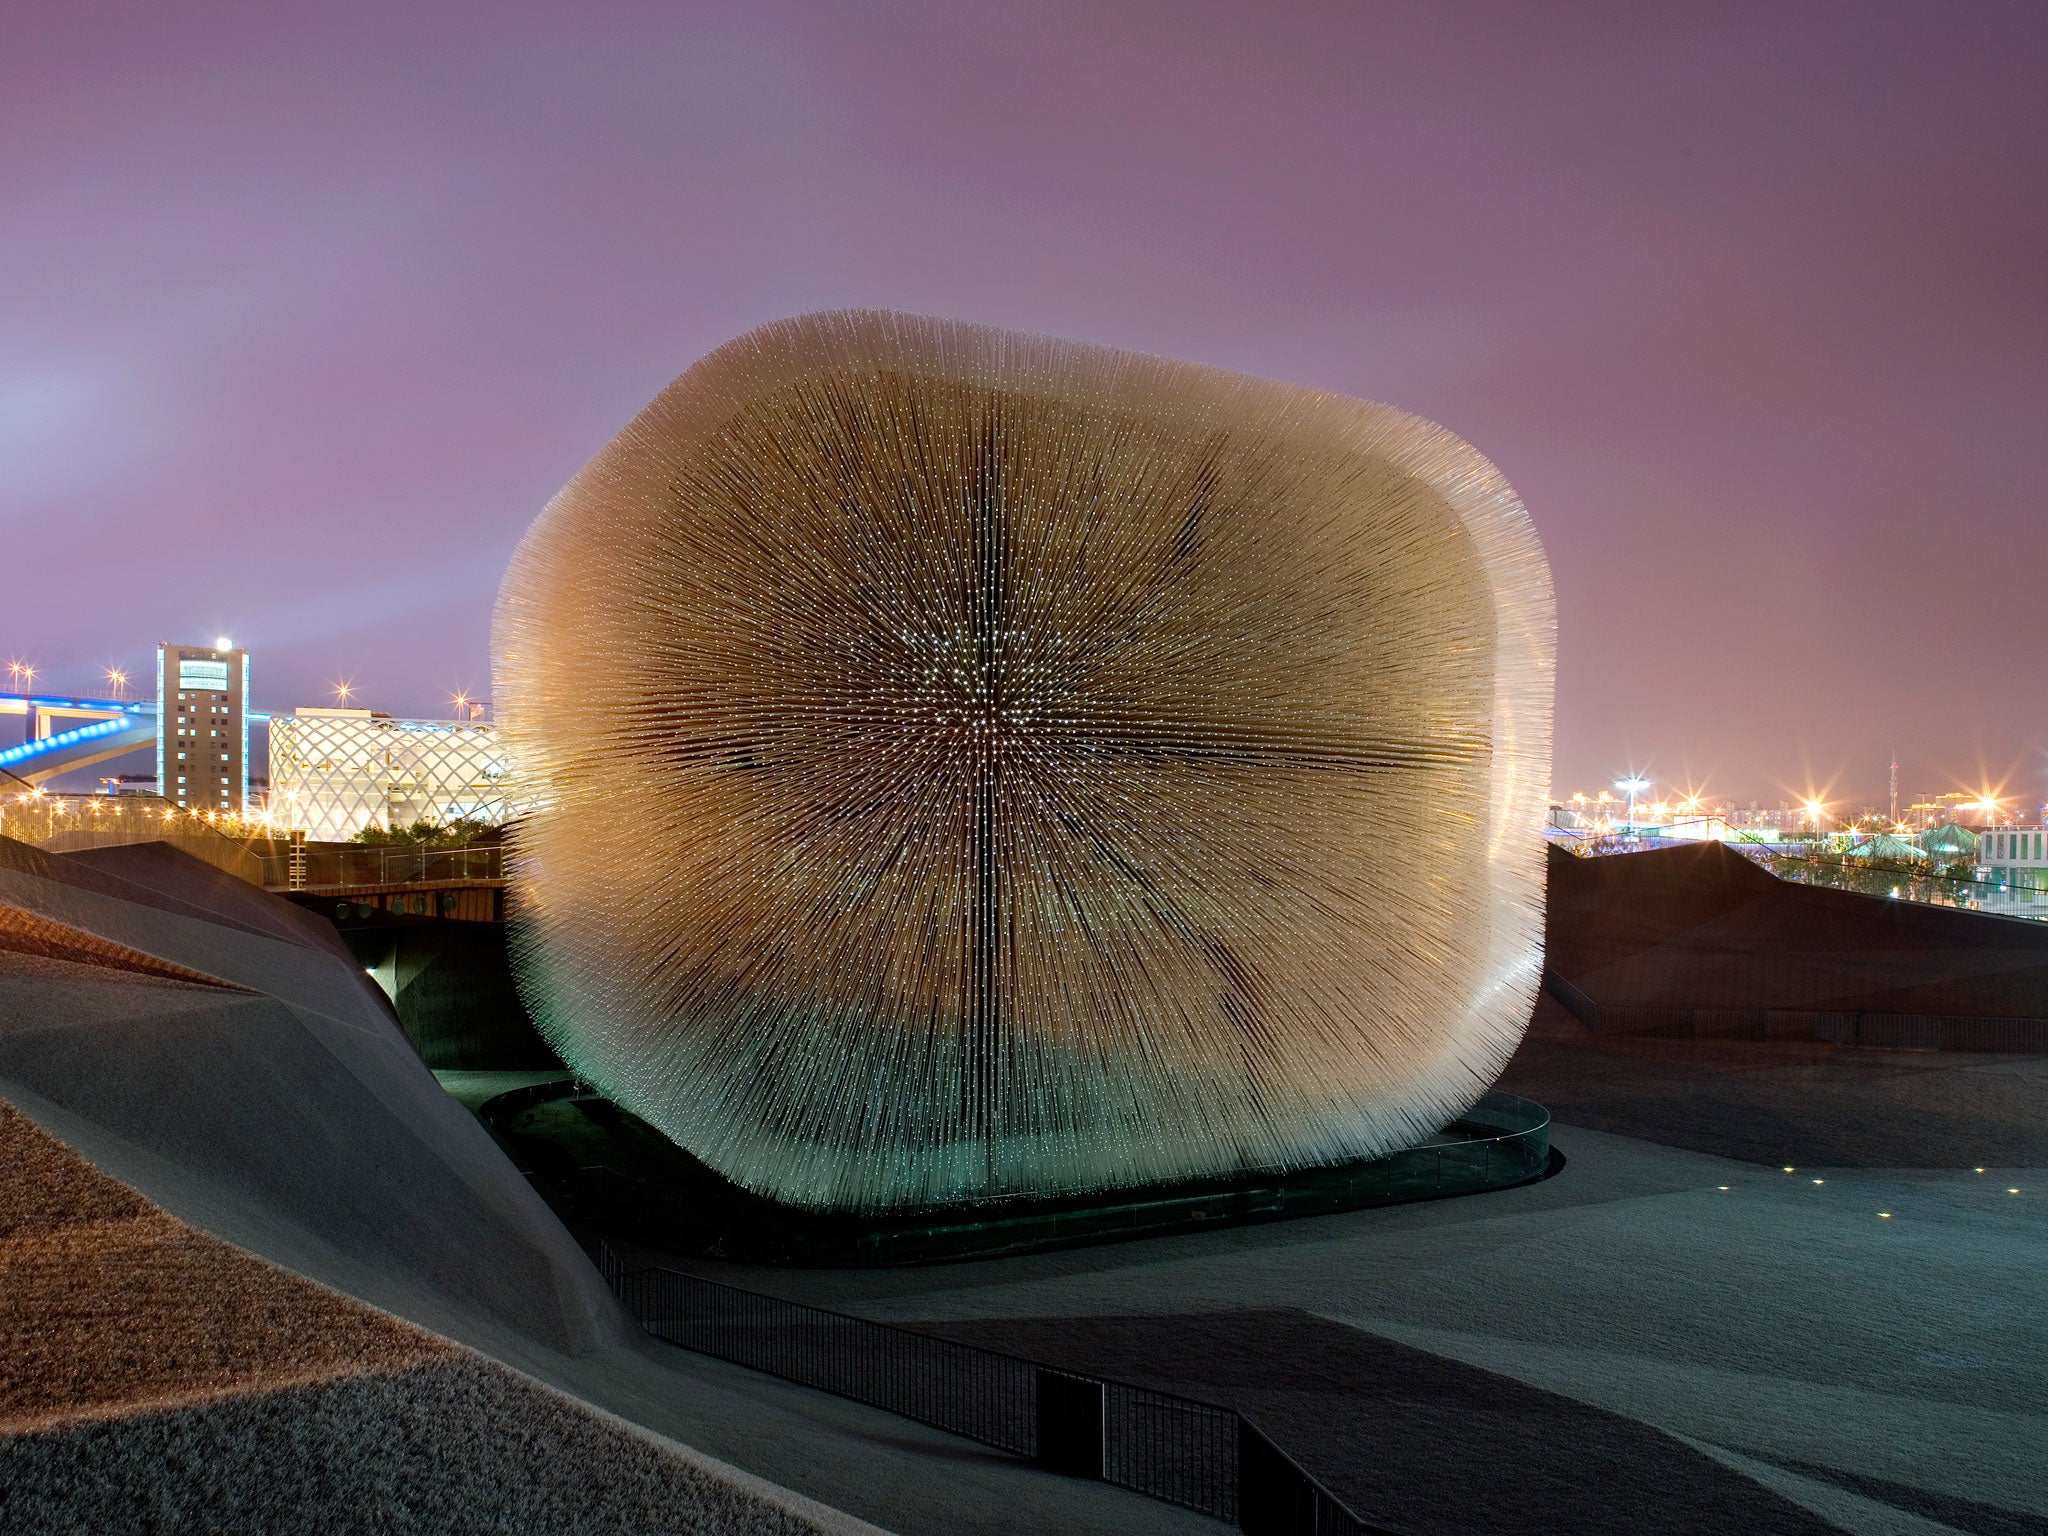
(0, 692, 272, 786)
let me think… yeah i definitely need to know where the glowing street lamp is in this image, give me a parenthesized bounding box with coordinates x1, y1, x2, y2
(1615, 776, 1650, 832)
(106, 667, 128, 698)
(1805, 799, 1827, 837)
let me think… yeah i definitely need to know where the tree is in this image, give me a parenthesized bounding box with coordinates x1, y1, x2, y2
(349, 817, 491, 849)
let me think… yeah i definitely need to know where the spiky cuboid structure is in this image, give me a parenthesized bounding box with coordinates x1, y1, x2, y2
(494, 311, 1554, 1212)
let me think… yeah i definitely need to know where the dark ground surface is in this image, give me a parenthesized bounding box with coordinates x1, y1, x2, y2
(1499, 995, 2048, 1167)
(0, 1095, 860, 1536)
(920, 1309, 1838, 1536)
(1, 1355, 846, 1536)
(679, 992, 2047, 1536)
(12, 834, 2046, 1535)
(1545, 840, 2048, 1023)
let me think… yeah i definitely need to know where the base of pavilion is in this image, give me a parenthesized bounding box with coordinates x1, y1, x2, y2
(479, 1084, 1555, 1267)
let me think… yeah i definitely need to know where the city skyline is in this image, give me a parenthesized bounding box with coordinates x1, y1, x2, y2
(2, 636, 2040, 817)
(9, 658, 2041, 825)
(5, 3, 2046, 803)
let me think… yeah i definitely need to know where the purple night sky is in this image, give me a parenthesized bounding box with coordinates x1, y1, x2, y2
(5, 2, 2044, 806)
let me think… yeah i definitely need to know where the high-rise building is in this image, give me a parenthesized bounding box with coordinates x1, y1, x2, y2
(156, 641, 249, 813)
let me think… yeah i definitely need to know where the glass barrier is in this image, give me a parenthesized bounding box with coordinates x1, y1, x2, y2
(481, 1082, 1551, 1267)
(258, 842, 506, 889)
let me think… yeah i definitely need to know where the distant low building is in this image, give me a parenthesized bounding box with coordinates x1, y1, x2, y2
(267, 707, 515, 840)
(1845, 832, 1925, 861)
(1921, 822, 1979, 861)
(1979, 826, 2048, 892)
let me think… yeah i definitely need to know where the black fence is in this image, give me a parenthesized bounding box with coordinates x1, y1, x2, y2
(597, 1245, 1395, 1535)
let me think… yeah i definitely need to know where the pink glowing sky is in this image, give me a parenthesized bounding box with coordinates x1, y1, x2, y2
(5, 2, 2045, 806)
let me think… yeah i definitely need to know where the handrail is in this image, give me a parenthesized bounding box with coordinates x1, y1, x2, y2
(256, 841, 506, 890)
(595, 1240, 1402, 1534)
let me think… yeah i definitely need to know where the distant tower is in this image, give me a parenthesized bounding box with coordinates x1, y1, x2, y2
(156, 641, 249, 813)
(1889, 751, 1899, 826)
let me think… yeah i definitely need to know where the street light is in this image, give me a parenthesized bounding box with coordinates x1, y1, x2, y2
(1615, 776, 1650, 834)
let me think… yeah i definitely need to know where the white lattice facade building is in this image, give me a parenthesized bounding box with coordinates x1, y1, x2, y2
(267, 708, 516, 840)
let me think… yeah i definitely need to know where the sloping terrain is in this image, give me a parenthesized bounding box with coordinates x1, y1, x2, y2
(1501, 993, 2048, 1166)
(0, 833, 626, 1361)
(1546, 842, 2048, 1021)
(0, 1101, 861, 1536)
(0, 838, 1225, 1535)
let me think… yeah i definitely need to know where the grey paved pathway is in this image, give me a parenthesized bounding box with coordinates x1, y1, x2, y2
(671, 1017, 2046, 1535)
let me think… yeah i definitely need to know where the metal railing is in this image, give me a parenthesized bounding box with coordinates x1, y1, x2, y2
(256, 842, 505, 889)
(596, 1245, 1395, 1534)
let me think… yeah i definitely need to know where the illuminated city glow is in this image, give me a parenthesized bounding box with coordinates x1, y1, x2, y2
(495, 310, 1557, 1211)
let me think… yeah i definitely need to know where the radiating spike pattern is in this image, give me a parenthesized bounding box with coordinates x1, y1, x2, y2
(493, 311, 1554, 1212)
